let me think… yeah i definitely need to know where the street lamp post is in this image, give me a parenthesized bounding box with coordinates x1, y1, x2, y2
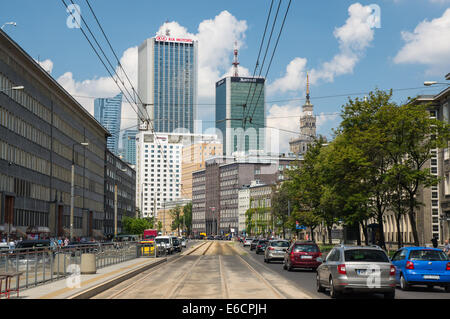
(1, 22, 16, 30)
(70, 142, 89, 241)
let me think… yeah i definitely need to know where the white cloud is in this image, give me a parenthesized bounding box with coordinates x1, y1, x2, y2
(394, 9, 450, 74)
(268, 3, 376, 97)
(35, 59, 53, 74)
(429, 0, 450, 3)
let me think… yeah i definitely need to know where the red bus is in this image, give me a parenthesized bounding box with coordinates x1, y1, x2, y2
(142, 229, 158, 242)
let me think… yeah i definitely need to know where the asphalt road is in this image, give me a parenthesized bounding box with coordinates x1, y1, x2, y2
(239, 243, 450, 299)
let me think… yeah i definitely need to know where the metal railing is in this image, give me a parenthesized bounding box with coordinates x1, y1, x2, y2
(0, 241, 138, 290)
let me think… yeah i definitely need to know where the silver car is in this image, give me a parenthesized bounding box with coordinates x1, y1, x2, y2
(243, 238, 253, 247)
(264, 240, 290, 263)
(316, 245, 396, 299)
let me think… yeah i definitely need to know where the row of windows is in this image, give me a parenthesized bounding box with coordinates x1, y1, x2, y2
(14, 209, 49, 227)
(0, 105, 51, 149)
(0, 139, 50, 175)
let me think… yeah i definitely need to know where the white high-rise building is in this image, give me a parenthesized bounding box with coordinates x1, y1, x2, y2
(136, 132, 220, 218)
(138, 30, 198, 133)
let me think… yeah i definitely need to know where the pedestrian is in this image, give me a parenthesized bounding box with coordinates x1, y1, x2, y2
(444, 239, 450, 255)
(64, 237, 69, 246)
(431, 236, 438, 248)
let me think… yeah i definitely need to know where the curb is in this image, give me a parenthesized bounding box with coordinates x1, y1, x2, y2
(67, 258, 167, 299)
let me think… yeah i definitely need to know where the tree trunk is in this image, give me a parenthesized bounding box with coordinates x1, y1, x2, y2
(408, 201, 420, 246)
(395, 213, 403, 249)
(311, 226, 315, 242)
(356, 224, 361, 246)
(376, 212, 386, 250)
(360, 221, 368, 246)
(327, 225, 333, 245)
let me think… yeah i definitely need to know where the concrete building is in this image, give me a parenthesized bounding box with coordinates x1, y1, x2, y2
(104, 149, 136, 238)
(290, 74, 316, 155)
(192, 154, 298, 236)
(156, 198, 191, 236)
(121, 129, 138, 165)
(215, 76, 265, 155)
(136, 132, 216, 218)
(0, 30, 109, 240)
(181, 136, 222, 199)
(138, 30, 198, 133)
(94, 93, 123, 155)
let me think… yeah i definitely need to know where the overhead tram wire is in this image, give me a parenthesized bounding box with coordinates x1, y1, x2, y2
(241, 0, 275, 129)
(66, 0, 150, 122)
(244, 0, 283, 129)
(248, 0, 292, 126)
(61, 0, 148, 124)
(83, 0, 151, 121)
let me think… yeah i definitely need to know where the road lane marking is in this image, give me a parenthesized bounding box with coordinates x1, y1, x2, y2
(219, 255, 230, 299)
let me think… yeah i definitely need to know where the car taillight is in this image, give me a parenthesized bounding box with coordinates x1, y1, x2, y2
(318, 252, 322, 257)
(257, 245, 261, 248)
(390, 265, 396, 276)
(337, 264, 346, 275)
(268, 247, 274, 250)
(446, 262, 450, 271)
(406, 261, 414, 270)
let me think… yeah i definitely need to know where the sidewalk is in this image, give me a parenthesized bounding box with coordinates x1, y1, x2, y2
(9, 256, 166, 299)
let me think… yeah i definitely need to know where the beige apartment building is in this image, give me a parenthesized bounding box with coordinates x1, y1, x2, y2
(156, 198, 191, 236)
(181, 139, 222, 199)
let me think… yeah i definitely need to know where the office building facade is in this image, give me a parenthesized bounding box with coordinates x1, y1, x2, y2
(216, 77, 266, 155)
(122, 129, 138, 165)
(0, 30, 109, 239)
(94, 93, 123, 155)
(104, 149, 136, 238)
(192, 154, 297, 235)
(138, 34, 198, 133)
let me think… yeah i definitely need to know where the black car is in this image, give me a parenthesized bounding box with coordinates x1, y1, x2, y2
(255, 240, 269, 254)
(250, 239, 259, 251)
(171, 237, 182, 252)
(214, 235, 223, 240)
(15, 240, 50, 251)
(207, 235, 215, 240)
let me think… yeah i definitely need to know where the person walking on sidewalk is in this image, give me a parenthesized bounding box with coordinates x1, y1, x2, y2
(431, 236, 438, 249)
(444, 239, 450, 256)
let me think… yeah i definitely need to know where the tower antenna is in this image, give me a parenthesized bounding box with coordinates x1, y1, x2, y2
(232, 41, 239, 77)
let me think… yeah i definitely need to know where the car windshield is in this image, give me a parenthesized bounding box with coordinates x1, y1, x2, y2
(155, 238, 169, 244)
(258, 240, 268, 244)
(293, 244, 319, 252)
(409, 250, 449, 261)
(344, 249, 389, 262)
(271, 241, 289, 247)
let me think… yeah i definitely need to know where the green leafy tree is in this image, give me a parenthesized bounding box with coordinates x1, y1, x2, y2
(122, 216, 154, 235)
(170, 205, 182, 235)
(183, 202, 193, 236)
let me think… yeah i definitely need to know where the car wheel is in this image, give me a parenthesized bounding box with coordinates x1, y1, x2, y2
(317, 274, 325, 293)
(445, 285, 450, 293)
(287, 261, 292, 271)
(384, 291, 395, 299)
(426, 285, 434, 291)
(400, 274, 410, 291)
(329, 277, 341, 299)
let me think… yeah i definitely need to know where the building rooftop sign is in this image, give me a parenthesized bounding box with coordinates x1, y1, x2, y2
(155, 35, 193, 43)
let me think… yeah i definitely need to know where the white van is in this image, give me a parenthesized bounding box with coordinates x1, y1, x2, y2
(154, 236, 174, 255)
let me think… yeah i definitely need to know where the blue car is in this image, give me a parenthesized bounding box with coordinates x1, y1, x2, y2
(391, 247, 450, 292)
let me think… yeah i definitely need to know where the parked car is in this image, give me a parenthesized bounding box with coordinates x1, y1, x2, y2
(255, 240, 269, 254)
(181, 237, 187, 248)
(171, 236, 182, 252)
(283, 241, 322, 271)
(155, 236, 174, 255)
(250, 239, 259, 251)
(243, 238, 253, 247)
(391, 247, 450, 292)
(264, 240, 290, 263)
(207, 235, 215, 240)
(214, 235, 223, 240)
(316, 245, 396, 299)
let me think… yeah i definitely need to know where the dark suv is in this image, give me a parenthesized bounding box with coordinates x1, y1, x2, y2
(171, 236, 182, 252)
(255, 240, 269, 254)
(250, 239, 259, 251)
(284, 241, 322, 271)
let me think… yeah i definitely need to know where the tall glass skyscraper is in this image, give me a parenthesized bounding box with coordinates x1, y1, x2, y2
(94, 92, 123, 155)
(122, 129, 138, 165)
(138, 34, 198, 133)
(215, 77, 265, 155)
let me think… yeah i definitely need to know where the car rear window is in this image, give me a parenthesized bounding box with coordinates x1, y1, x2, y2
(271, 241, 290, 247)
(258, 240, 268, 244)
(293, 244, 319, 252)
(344, 249, 389, 262)
(409, 250, 449, 261)
(155, 238, 169, 244)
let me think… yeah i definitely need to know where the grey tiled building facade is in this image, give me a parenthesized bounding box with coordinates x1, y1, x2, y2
(0, 30, 109, 239)
(104, 150, 136, 238)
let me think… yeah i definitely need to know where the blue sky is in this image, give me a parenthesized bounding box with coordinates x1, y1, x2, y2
(2, 0, 450, 151)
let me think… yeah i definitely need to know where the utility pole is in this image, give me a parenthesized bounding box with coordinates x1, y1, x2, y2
(114, 184, 118, 238)
(287, 200, 291, 240)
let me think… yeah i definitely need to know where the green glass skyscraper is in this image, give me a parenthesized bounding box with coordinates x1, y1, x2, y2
(215, 77, 265, 155)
